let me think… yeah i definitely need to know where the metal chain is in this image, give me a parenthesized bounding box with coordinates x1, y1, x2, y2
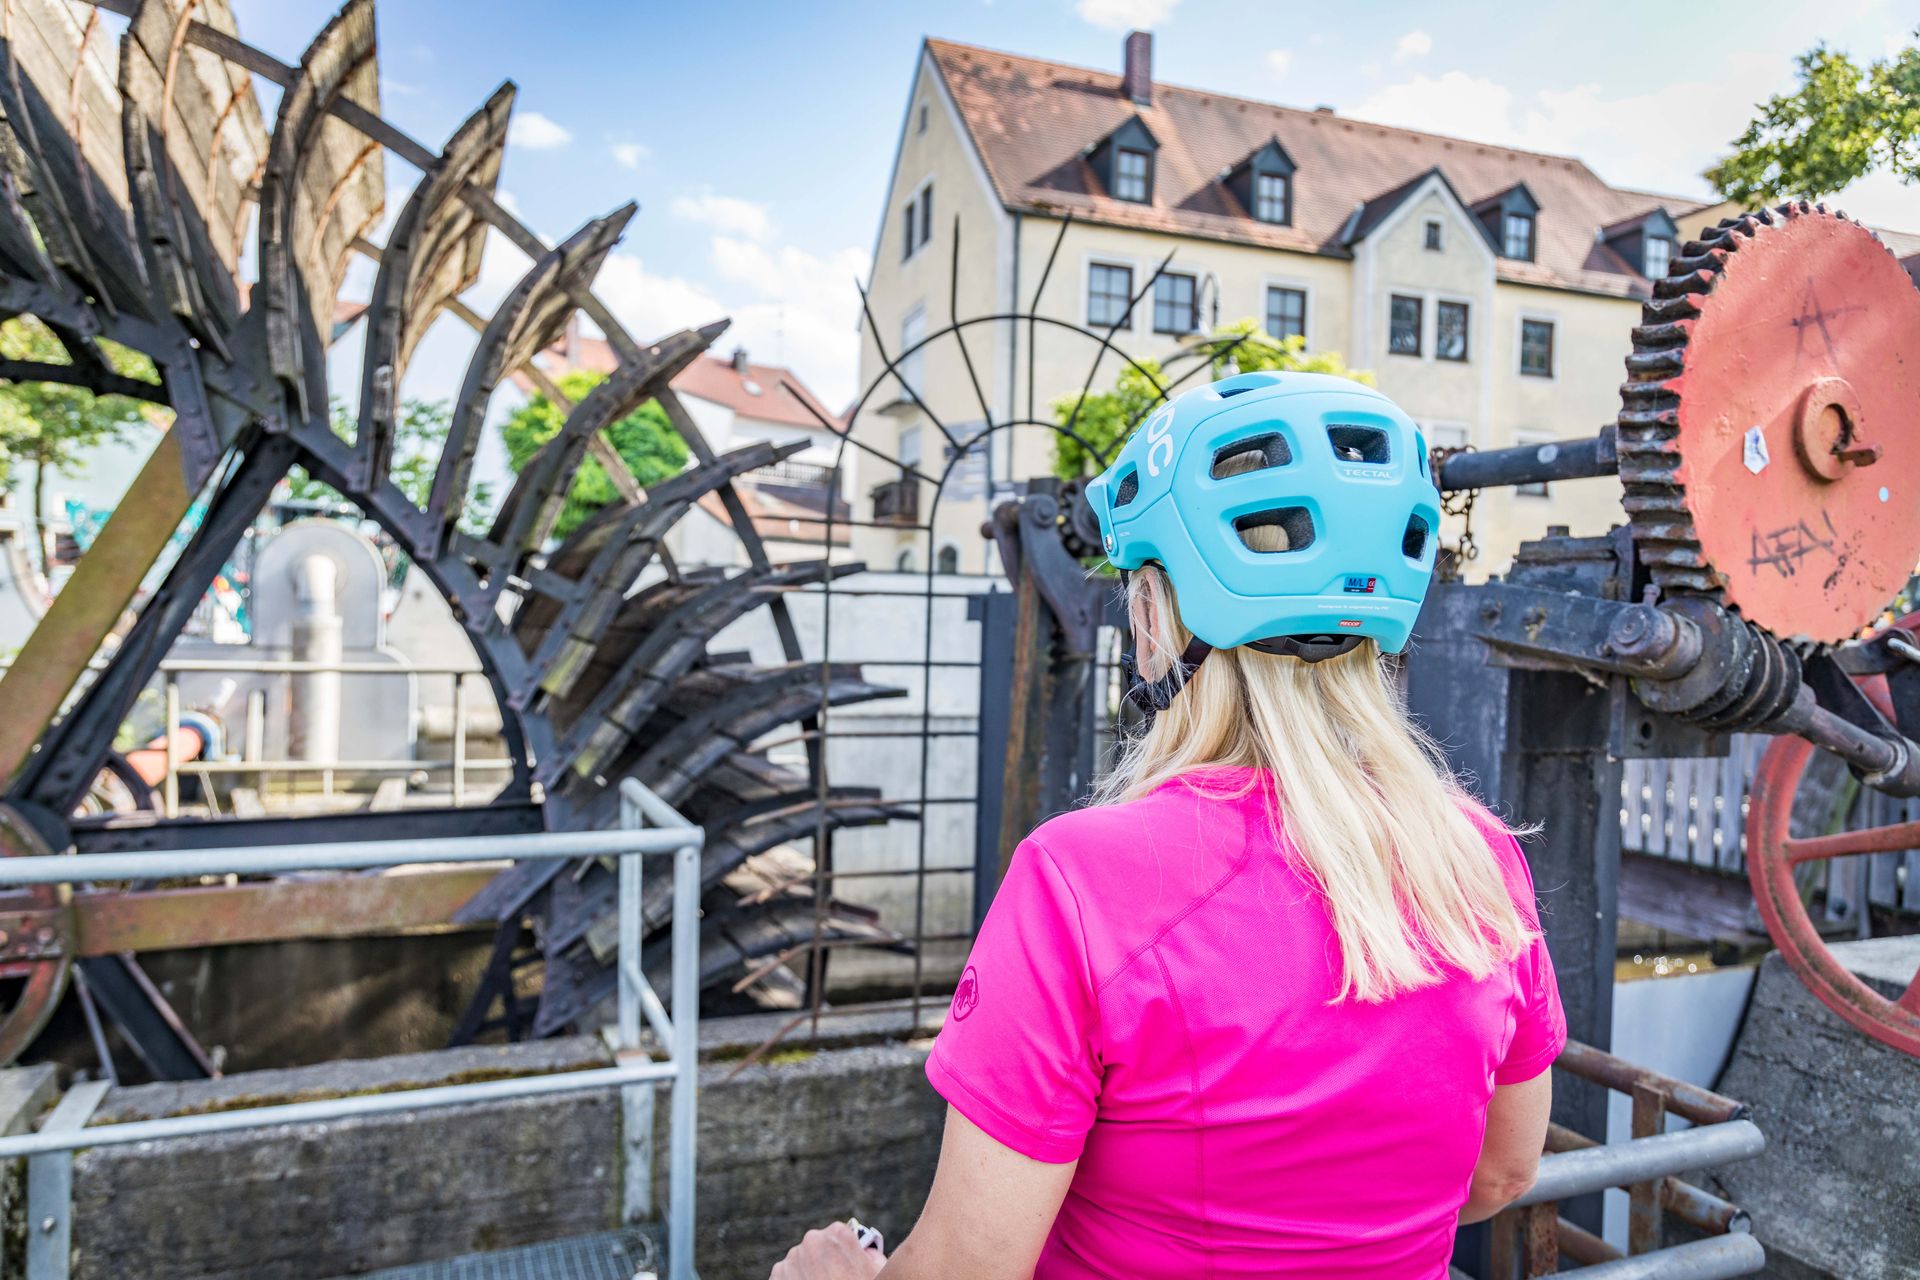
(1433, 445, 1480, 574)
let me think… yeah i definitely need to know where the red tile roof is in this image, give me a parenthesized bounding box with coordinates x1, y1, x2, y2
(519, 328, 843, 432)
(926, 38, 1712, 299)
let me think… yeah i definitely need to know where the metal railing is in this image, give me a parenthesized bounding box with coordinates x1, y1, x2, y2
(150, 656, 508, 816)
(0, 777, 701, 1280)
(1491, 1040, 1766, 1279)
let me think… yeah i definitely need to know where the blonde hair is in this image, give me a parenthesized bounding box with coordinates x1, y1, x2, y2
(1098, 549, 1534, 1002)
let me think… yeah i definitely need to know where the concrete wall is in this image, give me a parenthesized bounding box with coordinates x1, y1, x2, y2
(1706, 939, 1920, 1280)
(8, 1012, 947, 1280)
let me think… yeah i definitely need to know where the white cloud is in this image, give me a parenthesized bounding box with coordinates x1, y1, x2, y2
(1265, 49, 1292, 77)
(610, 142, 650, 170)
(670, 193, 773, 241)
(1346, 53, 1791, 198)
(507, 111, 572, 150)
(1075, 0, 1177, 32)
(1394, 31, 1432, 62)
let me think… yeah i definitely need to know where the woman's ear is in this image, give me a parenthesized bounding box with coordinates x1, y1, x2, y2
(1128, 566, 1176, 681)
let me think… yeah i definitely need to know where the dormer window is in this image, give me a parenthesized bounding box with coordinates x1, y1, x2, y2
(1502, 212, 1534, 261)
(1254, 173, 1290, 224)
(1599, 206, 1681, 283)
(1087, 116, 1160, 206)
(1471, 183, 1541, 263)
(1644, 235, 1673, 280)
(1224, 136, 1297, 227)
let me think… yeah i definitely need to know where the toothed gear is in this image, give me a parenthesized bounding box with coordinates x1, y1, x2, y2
(1617, 202, 1920, 645)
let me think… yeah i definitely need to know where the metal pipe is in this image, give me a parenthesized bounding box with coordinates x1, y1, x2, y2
(288, 552, 343, 771)
(1555, 1041, 1747, 1125)
(0, 1062, 677, 1159)
(1552, 1233, 1767, 1280)
(1545, 1122, 1751, 1236)
(163, 679, 181, 819)
(0, 828, 691, 885)
(1515, 1121, 1765, 1207)
(1435, 425, 1617, 492)
(669, 837, 701, 1280)
(452, 674, 469, 807)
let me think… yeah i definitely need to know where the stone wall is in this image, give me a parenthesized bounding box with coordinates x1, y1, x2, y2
(1707, 938, 1920, 1280)
(0, 1009, 946, 1280)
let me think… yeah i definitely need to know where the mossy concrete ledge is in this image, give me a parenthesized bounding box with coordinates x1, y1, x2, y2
(24, 1012, 944, 1280)
(1706, 938, 1920, 1280)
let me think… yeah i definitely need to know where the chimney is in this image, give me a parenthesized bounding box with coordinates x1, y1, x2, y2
(1122, 31, 1152, 106)
(730, 346, 750, 374)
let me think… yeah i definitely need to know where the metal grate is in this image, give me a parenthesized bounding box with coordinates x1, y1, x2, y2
(344, 1228, 660, 1280)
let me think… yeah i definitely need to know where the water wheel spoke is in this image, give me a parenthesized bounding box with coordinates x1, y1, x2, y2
(1900, 971, 1920, 1017)
(1781, 818, 1920, 864)
(0, 960, 40, 980)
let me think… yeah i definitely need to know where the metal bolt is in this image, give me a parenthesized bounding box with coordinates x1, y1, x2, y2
(1479, 601, 1501, 622)
(39, 1216, 54, 1232)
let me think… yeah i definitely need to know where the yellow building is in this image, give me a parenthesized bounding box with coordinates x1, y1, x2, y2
(849, 32, 1784, 577)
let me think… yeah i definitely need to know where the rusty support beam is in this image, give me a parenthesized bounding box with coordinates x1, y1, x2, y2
(69, 868, 495, 954)
(0, 431, 191, 786)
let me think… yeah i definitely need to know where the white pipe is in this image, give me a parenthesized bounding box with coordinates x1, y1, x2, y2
(0, 1062, 678, 1159)
(0, 827, 692, 884)
(1515, 1121, 1766, 1206)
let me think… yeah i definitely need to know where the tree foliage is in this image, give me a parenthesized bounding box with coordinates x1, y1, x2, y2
(497, 369, 688, 541)
(285, 398, 493, 533)
(1707, 32, 1920, 203)
(1051, 322, 1373, 479)
(0, 315, 164, 567)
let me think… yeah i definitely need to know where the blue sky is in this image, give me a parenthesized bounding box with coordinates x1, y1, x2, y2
(232, 0, 1919, 417)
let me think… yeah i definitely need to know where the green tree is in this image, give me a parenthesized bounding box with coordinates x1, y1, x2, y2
(497, 369, 688, 541)
(0, 316, 164, 570)
(285, 398, 493, 533)
(1051, 322, 1372, 479)
(1707, 32, 1920, 204)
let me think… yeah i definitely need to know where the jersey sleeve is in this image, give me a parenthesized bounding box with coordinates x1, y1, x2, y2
(1491, 829, 1569, 1084)
(925, 838, 1102, 1163)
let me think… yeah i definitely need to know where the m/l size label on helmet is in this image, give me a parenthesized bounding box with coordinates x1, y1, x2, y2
(1343, 576, 1377, 594)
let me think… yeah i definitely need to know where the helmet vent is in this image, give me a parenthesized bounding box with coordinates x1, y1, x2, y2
(1327, 424, 1392, 464)
(1114, 469, 1140, 507)
(1212, 433, 1292, 479)
(1403, 513, 1430, 560)
(1234, 506, 1315, 553)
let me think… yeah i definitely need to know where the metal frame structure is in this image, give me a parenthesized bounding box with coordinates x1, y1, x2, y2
(0, 777, 701, 1280)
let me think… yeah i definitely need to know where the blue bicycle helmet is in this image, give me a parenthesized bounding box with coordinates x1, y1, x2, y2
(1088, 371, 1440, 696)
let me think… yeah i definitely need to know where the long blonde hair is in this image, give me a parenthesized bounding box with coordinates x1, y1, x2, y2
(1097, 561, 1533, 1003)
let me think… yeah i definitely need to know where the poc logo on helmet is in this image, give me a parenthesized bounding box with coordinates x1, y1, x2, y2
(1343, 576, 1378, 594)
(1144, 406, 1177, 478)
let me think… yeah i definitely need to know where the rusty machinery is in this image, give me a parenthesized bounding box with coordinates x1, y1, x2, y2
(0, 0, 913, 1079)
(975, 202, 1918, 1276)
(989, 206, 1920, 1077)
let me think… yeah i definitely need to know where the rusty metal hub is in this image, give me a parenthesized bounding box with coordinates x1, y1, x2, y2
(1618, 203, 1920, 644)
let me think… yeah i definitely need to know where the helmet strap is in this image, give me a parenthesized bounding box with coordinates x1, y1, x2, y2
(1122, 635, 1213, 716)
(1246, 634, 1366, 663)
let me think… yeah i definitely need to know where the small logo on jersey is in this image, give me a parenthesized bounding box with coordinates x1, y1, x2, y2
(952, 966, 980, 1020)
(1343, 576, 1377, 594)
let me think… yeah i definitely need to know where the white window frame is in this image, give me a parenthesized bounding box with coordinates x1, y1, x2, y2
(1262, 277, 1313, 346)
(1152, 271, 1200, 335)
(1084, 254, 1140, 331)
(1502, 210, 1535, 261)
(1516, 312, 1557, 380)
(1387, 292, 1424, 358)
(1643, 234, 1673, 280)
(1422, 420, 1473, 451)
(1253, 171, 1291, 224)
(1114, 147, 1151, 203)
(898, 304, 927, 401)
(1434, 296, 1472, 364)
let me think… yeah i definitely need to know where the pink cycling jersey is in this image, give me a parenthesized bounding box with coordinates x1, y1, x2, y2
(926, 766, 1566, 1278)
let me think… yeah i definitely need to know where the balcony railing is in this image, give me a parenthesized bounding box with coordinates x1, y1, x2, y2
(870, 476, 920, 526)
